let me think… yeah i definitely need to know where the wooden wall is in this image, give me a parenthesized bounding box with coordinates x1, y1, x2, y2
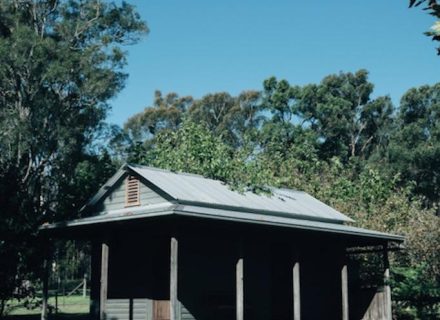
(105, 234, 170, 320)
(93, 218, 388, 320)
(99, 175, 167, 213)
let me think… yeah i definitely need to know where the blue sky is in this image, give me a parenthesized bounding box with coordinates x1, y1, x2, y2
(108, 0, 439, 126)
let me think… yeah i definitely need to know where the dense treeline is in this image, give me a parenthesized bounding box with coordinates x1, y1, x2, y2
(114, 70, 440, 318)
(0, 0, 147, 316)
(0, 1, 439, 320)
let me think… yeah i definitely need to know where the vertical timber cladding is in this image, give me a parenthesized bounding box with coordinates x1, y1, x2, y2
(100, 174, 167, 213)
(106, 234, 172, 320)
(300, 244, 344, 320)
(178, 235, 236, 320)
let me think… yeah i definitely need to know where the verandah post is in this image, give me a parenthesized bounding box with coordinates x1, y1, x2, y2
(170, 237, 178, 320)
(293, 260, 301, 320)
(236, 240, 244, 320)
(100, 243, 109, 320)
(383, 244, 392, 320)
(341, 263, 349, 320)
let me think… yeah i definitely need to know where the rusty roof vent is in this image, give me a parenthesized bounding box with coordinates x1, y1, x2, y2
(125, 175, 140, 207)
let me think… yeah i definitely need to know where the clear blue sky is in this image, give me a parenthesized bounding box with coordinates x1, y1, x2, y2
(108, 0, 439, 126)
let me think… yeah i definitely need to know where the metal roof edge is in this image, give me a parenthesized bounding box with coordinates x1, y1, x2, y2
(39, 202, 404, 242)
(40, 203, 176, 231)
(175, 199, 351, 225)
(174, 205, 405, 242)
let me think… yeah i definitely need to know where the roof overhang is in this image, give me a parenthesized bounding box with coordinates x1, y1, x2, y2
(40, 203, 404, 244)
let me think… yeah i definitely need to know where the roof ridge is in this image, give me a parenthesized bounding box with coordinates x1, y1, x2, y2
(127, 163, 206, 178)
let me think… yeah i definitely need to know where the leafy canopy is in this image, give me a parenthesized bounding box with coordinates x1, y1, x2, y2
(0, 0, 147, 313)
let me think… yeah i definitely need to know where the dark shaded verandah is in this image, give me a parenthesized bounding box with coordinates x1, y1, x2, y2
(42, 214, 402, 320)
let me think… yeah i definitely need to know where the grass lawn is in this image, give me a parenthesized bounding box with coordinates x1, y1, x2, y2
(4, 315, 89, 320)
(4, 295, 89, 319)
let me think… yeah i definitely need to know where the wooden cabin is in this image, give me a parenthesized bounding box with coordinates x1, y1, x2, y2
(41, 164, 404, 320)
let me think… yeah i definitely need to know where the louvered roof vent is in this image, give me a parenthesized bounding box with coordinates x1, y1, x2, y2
(125, 175, 140, 207)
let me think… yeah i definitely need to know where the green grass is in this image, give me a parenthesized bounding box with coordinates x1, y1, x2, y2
(4, 314, 89, 320)
(5, 295, 89, 318)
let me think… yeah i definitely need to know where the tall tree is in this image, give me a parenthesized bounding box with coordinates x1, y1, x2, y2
(259, 71, 393, 163)
(298, 70, 394, 161)
(188, 91, 262, 147)
(0, 0, 147, 313)
(124, 90, 193, 141)
(387, 83, 440, 208)
(260, 77, 303, 155)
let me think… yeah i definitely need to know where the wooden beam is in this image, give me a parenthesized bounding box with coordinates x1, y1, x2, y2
(170, 237, 178, 320)
(100, 243, 109, 320)
(236, 242, 244, 320)
(383, 246, 392, 320)
(341, 264, 349, 320)
(346, 246, 402, 255)
(293, 261, 301, 320)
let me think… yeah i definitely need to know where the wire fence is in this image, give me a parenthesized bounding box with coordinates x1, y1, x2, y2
(6, 277, 90, 317)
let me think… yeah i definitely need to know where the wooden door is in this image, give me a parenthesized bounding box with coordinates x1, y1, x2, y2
(153, 300, 170, 320)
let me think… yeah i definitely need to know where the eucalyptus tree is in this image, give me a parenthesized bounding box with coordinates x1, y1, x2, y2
(298, 70, 394, 162)
(387, 83, 440, 207)
(188, 90, 262, 147)
(0, 0, 147, 312)
(124, 90, 193, 141)
(260, 77, 304, 156)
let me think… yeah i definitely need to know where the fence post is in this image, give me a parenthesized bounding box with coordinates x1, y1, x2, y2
(41, 257, 49, 320)
(41, 239, 50, 320)
(83, 273, 87, 298)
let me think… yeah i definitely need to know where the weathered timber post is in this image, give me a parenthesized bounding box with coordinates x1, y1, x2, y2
(293, 261, 301, 320)
(41, 256, 49, 320)
(383, 245, 392, 320)
(170, 237, 179, 320)
(90, 241, 102, 320)
(100, 243, 109, 320)
(236, 240, 244, 320)
(83, 273, 87, 298)
(341, 263, 349, 320)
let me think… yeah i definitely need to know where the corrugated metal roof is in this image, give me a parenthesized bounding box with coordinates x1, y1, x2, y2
(128, 164, 353, 224)
(41, 164, 404, 242)
(40, 202, 404, 242)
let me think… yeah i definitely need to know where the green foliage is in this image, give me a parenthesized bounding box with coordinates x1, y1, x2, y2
(299, 70, 394, 161)
(409, 0, 440, 55)
(140, 121, 235, 181)
(392, 264, 440, 319)
(121, 71, 440, 318)
(133, 121, 273, 192)
(386, 83, 440, 207)
(124, 90, 263, 149)
(0, 0, 146, 315)
(258, 71, 394, 163)
(124, 91, 193, 141)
